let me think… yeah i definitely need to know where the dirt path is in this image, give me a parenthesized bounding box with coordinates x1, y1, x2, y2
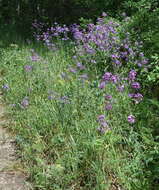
(0, 92, 30, 189)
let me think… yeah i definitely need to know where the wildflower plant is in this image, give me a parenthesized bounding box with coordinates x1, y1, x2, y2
(1, 11, 158, 190)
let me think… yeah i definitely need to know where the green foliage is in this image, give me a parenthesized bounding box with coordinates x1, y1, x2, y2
(0, 31, 159, 189)
(147, 55, 159, 85)
(124, 8, 159, 54)
(78, 17, 93, 29)
(0, 0, 159, 188)
(119, 3, 159, 96)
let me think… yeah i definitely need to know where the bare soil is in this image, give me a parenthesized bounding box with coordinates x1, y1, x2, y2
(0, 94, 30, 189)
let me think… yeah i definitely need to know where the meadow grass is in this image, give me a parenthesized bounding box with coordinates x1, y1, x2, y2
(0, 27, 159, 190)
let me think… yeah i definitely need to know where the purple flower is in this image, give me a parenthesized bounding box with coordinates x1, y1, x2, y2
(102, 72, 112, 81)
(59, 96, 70, 104)
(129, 93, 143, 104)
(76, 62, 85, 70)
(30, 54, 40, 62)
(24, 65, 33, 72)
(133, 93, 143, 104)
(73, 31, 83, 41)
(99, 81, 106, 89)
(114, 59, 121, 65)
(117, 84, 125, 92)
(139, 52, 144, 57)
(21, 97, 29, 108)
(100, 121, 109, 127)
(111, 75, 119, 83)
(105, 104, 112, 111)
(121, 51, 128, 58)
(48, 95, 54, 100)
(128, 93, 134, 98)
(69, 67, 77, 73)
(97, 127, 106, 134)
(97, 17, 104, 24)
(131, 82, 140, 89)
(137, 63, 142, 67)
(105, 94, 112, 100)
(86, 47, 95, 54)
(129, 70, 137, 81)
(97, 121, 110, 134)
(111, 54, 119, 59)
(128, 115, 135, 124)
(2, 84, 9, 91)
(97, 115, 105, 122)
(141, 59, 148, 65)
(124, 44, 129, 49)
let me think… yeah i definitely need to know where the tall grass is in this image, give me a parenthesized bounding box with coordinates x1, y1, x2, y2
(0, 24, 159, 190)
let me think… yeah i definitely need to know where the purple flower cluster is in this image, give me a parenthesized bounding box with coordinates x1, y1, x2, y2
(127, 115, 135, 124)
(32, 21, 70, 49)
(102, 72, 112, 81)
(99, 81, 106, 89)
(29, 50, 41, 62)
(24, 65, 33, 72)
(59, 96, 70, 104)
(69, 15, 148, 71)
(32, 20, 45, 41)
(129, 70, 137, 81)
(104, 94, 113, 111)
(102, 72, 119, 84)
(127, 69, 143, 104)
(67, 59, 88, 82)
(99, 72, 122, 91)
(105, 94, 112, 100)
(97, 115, 110, 134)
(33, 14, 148, 72)
(98, 69, 142, 123)
(21, 97, 29, 108)
(76, 62, 85, 70)
(105, 103, 112, 111)
(117, 84, 125, 92)
(128, 93, 143, 104)
(68, 67, 77, 73)
(32, 13, 148, 126)
(131, 82, 140, 89)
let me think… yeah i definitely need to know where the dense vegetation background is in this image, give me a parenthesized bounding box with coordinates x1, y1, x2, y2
(0, 1, 158, 25)
(0, 0, 159, 189)
(0, 0, 159, 54)
(0, 0, 158, 96)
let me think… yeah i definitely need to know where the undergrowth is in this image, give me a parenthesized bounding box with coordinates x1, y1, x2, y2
(0, 20, 159, 190)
